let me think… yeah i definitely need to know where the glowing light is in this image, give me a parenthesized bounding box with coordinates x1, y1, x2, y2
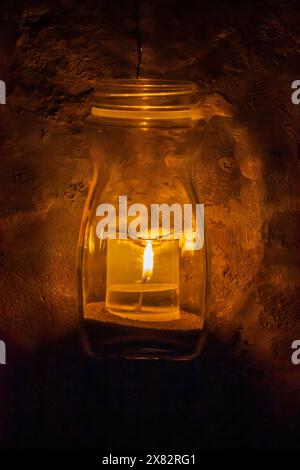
(142, 240, 154, 280)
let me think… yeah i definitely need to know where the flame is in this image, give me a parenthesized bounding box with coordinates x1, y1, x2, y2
(142, 240, 154, 280)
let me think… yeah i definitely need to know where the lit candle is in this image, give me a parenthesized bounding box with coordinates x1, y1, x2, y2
(105, 239, 180, 321)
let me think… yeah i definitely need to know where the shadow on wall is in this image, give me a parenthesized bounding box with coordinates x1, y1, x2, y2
(2, 330, 299, 450)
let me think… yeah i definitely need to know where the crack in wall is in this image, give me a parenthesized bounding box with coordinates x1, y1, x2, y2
(134, 0, 143, 79)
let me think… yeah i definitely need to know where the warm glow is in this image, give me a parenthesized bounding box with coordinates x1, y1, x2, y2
(181, 233, 196, 255)
(142, 240, 154, 280)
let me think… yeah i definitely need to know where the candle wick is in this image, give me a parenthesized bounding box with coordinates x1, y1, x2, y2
(135, 275, 149, 313)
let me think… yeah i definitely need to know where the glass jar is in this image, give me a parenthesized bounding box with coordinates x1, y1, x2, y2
(77, 79, 208, 360)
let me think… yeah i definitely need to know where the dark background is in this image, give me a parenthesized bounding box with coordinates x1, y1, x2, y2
(0, 0, 300, 449)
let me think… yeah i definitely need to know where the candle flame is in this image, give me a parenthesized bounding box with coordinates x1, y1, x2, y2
(142, 240, 154, 280)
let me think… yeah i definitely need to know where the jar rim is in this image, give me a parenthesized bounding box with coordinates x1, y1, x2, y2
(94, 79, 198, 95)
(91, 79, 200, 123)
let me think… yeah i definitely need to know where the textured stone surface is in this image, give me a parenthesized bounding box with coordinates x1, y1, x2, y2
(0, 0, 300, 449)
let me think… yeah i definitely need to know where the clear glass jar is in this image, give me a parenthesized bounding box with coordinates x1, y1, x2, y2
(77, 79, 208, 360)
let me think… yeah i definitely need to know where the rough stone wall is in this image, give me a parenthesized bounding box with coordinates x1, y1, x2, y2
(0, 0, 300, 448)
